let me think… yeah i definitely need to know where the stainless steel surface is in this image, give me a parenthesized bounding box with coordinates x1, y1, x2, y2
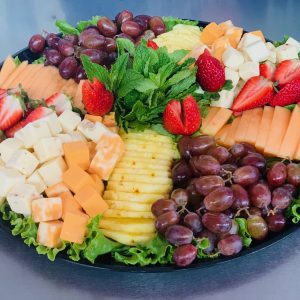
(1, 0, 300, 299)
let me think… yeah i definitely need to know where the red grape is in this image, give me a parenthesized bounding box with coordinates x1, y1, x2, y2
(267, 162, 287, 187)
(271, 187, 292, 209)
(121, 21, 142, 37)
(233, 166, 260, 186)
(116, 10, 133, 27)
(231, 184, 249, 210)
(82, 35, 106, 50)
(105, 38, 117, 53)
(45, 49, 63, 66)
(64, 34, 79, 45)
(133, 15, 151, 31)
(46, 33, 59, 49)
(172, 160, 193, 188)
(218, 234, 243, 256)
(59, 57, 78, 79)
(183, 212, 203, 234)
(80, 48, 107, 64)
(203, 187, 234, 212)
(151, 199, 176, 217)
(155, 211, 180, 233)
(266, 213, 286, 232)
(190, 155, 221, 176)
(173, 244, 197, 267)
(281, 183, 296, 196)
(149, 16, 166, 36)
(74, 65, 87, 83)
(249, 182, 271, 208)
(29, 34, 46, 53)
(230, 143, 246, 158)
(97, 17, 117, 38)
(58, 38, 74, 56)
(287, 163, 300, 186)
(193, 175, 224, 196)
(240, 153, 266, 171)
(207, 146, 231, 164)
(171, 188, 188, 207)
(165, 225, 193, 246)
(202, 212, 232, 234)
(197, 229, 217, 253)
(247, 216, 268, 240)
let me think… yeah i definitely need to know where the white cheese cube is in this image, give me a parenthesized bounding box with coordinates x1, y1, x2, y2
(225, 67, 240, 86)
(7, 183, 40, 216)
(70, 131, 87, 142)
(33, 137, 63, 163)
(238, 62, 260, 81)
(189, 44, 209, 60)
(286, 37, 300, 49)
(58, 110, 81, 133)
(222, 47, 244, 70)
(210, 89, 236, 109)
(0, 168, 25, 198)
(243, 41, 270, 62)
(55, 133, 73, 144)
(6, 149, 39, 176)
(26, 171, 47, 194)
(15, 122, 51, 148)
(35, 113, 62, 135)
(0, 159, 4, 167)
(77, 120, 112, 143)
(266, 42, 276, 51)
(38, 157, 67, 187)
(276, 45, 299, 63)
(0, 138, 24, 163)
(267, 51, 277, 64)
(238, 33, 261, 50)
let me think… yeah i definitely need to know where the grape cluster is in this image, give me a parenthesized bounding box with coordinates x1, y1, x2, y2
(152, 135, 300, 267)
(28, 10, 166, 82)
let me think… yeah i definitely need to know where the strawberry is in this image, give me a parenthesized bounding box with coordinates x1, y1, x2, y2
(5, 106, 53, 137)
(82, 78, 114, 116)
(196, 49, 225, 92)
(231, 76, 274, 112)
(45, 92, 72, 115)
(270, 79, 300, 106)
(163, 95, 201, 135)
(260, 61, 276, 81)
(0, 94, 25, 131)
(0, 89, 6, 97)
(147, 40, 158, 50)
(273, 59, 300, 87)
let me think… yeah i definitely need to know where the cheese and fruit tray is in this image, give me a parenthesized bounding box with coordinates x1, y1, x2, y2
(1, 11, 300, 271)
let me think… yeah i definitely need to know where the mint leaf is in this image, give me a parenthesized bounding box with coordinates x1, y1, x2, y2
(196, 238, 219, 259)
(235, 218, 252, 247)
(81, 55, 111, 89)
(135, 78, 158, 93)
(162, 16, 199, 31)
(116, 38, 135, 56)
(284, 104, 296, 111)
(32, 56, 46, 64)
(76, 16, 102, 32)
(117, 69, 145, 98)
(110, 53, 129, 91)
(163, 69, 194, 89)
(14, 56, 21, 66)
(168, 49, 189, 63)
(55, 19, 79, 35)
(151, 124, 175, 138)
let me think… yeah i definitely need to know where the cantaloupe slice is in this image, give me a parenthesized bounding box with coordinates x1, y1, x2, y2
(73, 80, 85, 110)
(293, 138, 300, 161)
(264, 106, 291, 157)
(243, 108, 263, 145)
(202, 107, 220, 129)
(278, 105, 300, 159)
(0, 55, 17, 87)
(202, 107, 232, 136)
(223, 116, 241, 147)
(234, 110, 252, 143)
(215, 124, 231, 146)
(8, 64, 41, 89)
(1, 61, 28, 89)
(255, 106, 274, 153)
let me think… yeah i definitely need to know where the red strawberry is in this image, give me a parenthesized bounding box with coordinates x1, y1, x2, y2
(196, 49, 225, 92)
(273, 59, 300, 87)
(163, 95, 201, 135)
(147, 40, 158, 50)
(270, 79, 300, 106)
(231, 76, 274, 112)
(5, 120, 27, 138)
(82, 78, 114, 116)
(260, 61, 276, 81)
(0, 89, 6, 97)
(0, 94, 25, 131)
(45, 92, 72, 115)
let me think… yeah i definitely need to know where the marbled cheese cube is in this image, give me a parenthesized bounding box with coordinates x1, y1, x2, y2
(37, 220, 63, 248)
(32, 197, 62, 222)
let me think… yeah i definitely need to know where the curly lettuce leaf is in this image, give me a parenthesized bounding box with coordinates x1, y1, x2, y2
(196, 238, 219, 259)
(162, 16, 199, 31)
(36, 242, 67, 261)
(273, 35, 289, 47)
(235, 218, 252, 247)
(286, 197, 300, 224)
(76, 16, 102, 32)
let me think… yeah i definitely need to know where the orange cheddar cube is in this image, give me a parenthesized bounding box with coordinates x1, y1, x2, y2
(226, 27, 243, 48)
(59, 191, 82, 220)
(32, 197, 62, 222)
(63, 141, 90, 170)
(89, 133, 125, 180)
(249, 30, 265, 42)
(84, 114, 103, 123)
(201, 22, 224, 45)
(219, 20, 233, 32)
(103, 112, 116, 127)
(74, 185, 108, 217)
(212, 37, 231, 61)
(45, 182, 69, 197)
(63, 165, 96, 194)
(90, 173, 105, 195)
(87, 141, 97, 161)
(37, 220, 63, 248)
(60, 212, 89, 244)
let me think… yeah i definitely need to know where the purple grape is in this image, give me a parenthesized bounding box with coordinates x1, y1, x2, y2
(133, 15, 151, 31)
(249, 182, 271, 208)
(193, 175, 224, 196)
(287, 163, 300, 186)
(116, 10, 133, 27)
(151, 199, 177, 217)
(165, 225, 193, 246)
(266, 213, 286, 232)
(155, 211, 180, 233)
(97, 17, 118, 37)
(64, 34, 79, 45)
(149, 16, 166, 36)
(74, 65, 87, 83)
(197, 229, 217, 253)
(46, 33, 59, 49)
(45, 49, 63, 66)
(207, 146, 231, 164)
(172, 160, 193, 188)
(80, 48, 108, 64)
(59, 57, 78, 79)
(173, 244, 197, 267)
(202, 212, 232, 234)
(233, 166, 260, 186)
(105, 38, 117, 53)
(267, 162, 287, 187)
(231, 184, 250, 210)
(28, 34, 46, 53)
(218, 234, 243, 256)
(240, 153, 266, 171)
(203, 187, 234, 212)
(58, 38, 74, 56)
(271, 187, 292, 209)
(190, 155, 221, 176)
(171, 188, 188, 207)
(183, 212, 203, 234)
(82, 34, 106, 50)
(121, 21, 142, 37)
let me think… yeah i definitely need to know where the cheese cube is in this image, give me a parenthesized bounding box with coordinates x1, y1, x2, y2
(45, 182, 70, 197)
(34, 137, 63, 163)
(7, 183, 40, 216)
(15, 122, 52, 149)
(249, 30, 265, 42)
(77, 120, 111, 143)
(58, 110, 81, 133)
(85, 114, 103, 123)
(60, 212, 89, 244)
(70, 131, 87, 142)
(267, 51, 277, 64)
(210, 89, 236, 109)
(88, 142, 97, 162)
(222, 47, 244, 70)
(0, 138, 24, 163)
(37, 221, 63, 248)
(238, 33, 261, 50)
(276, 45, 299, 63)
(35, 113, 62, 135)
(266, 42, 276, 51)
(238, 62, 260, 81)
(90, 174, 105, 195)
(32, 197, 62, 222)
(63, 141, 90, 170)
(38, 157, 67, 187)
(226, 27, 243, 48)
(243, 40, 270, 62)
(225, 67, 240, 86)
(219, 20, 234, 32)
(74, 185, 108, 217)
(0, 168, 25, 198)
(286, 37, 300, 49)
(55, 133, 73, 144)
(26, 171, 47, 194)
(0, 159, 4, 167)
(63, 165, 96, 193)
(59, 191, 82, 219)
(6, 149, 39, 176)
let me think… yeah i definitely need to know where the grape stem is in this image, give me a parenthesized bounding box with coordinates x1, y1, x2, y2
(234, 207, 250, 218)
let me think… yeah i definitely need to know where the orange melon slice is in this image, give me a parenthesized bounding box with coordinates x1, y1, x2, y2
(255, 106, 274, 153)
(202, 107, 220, 129)
(215, 124, 231, 146)
(278, 105, 300, 159)
(264, 106, 291, 157)
(243, 108, 263, 145)
(0, 55, 17, 87)
(8, 64, 41, 88)
(223, 116, 241, 147)
(1, 61, 28, 89)
(234, 110, 252, 143)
